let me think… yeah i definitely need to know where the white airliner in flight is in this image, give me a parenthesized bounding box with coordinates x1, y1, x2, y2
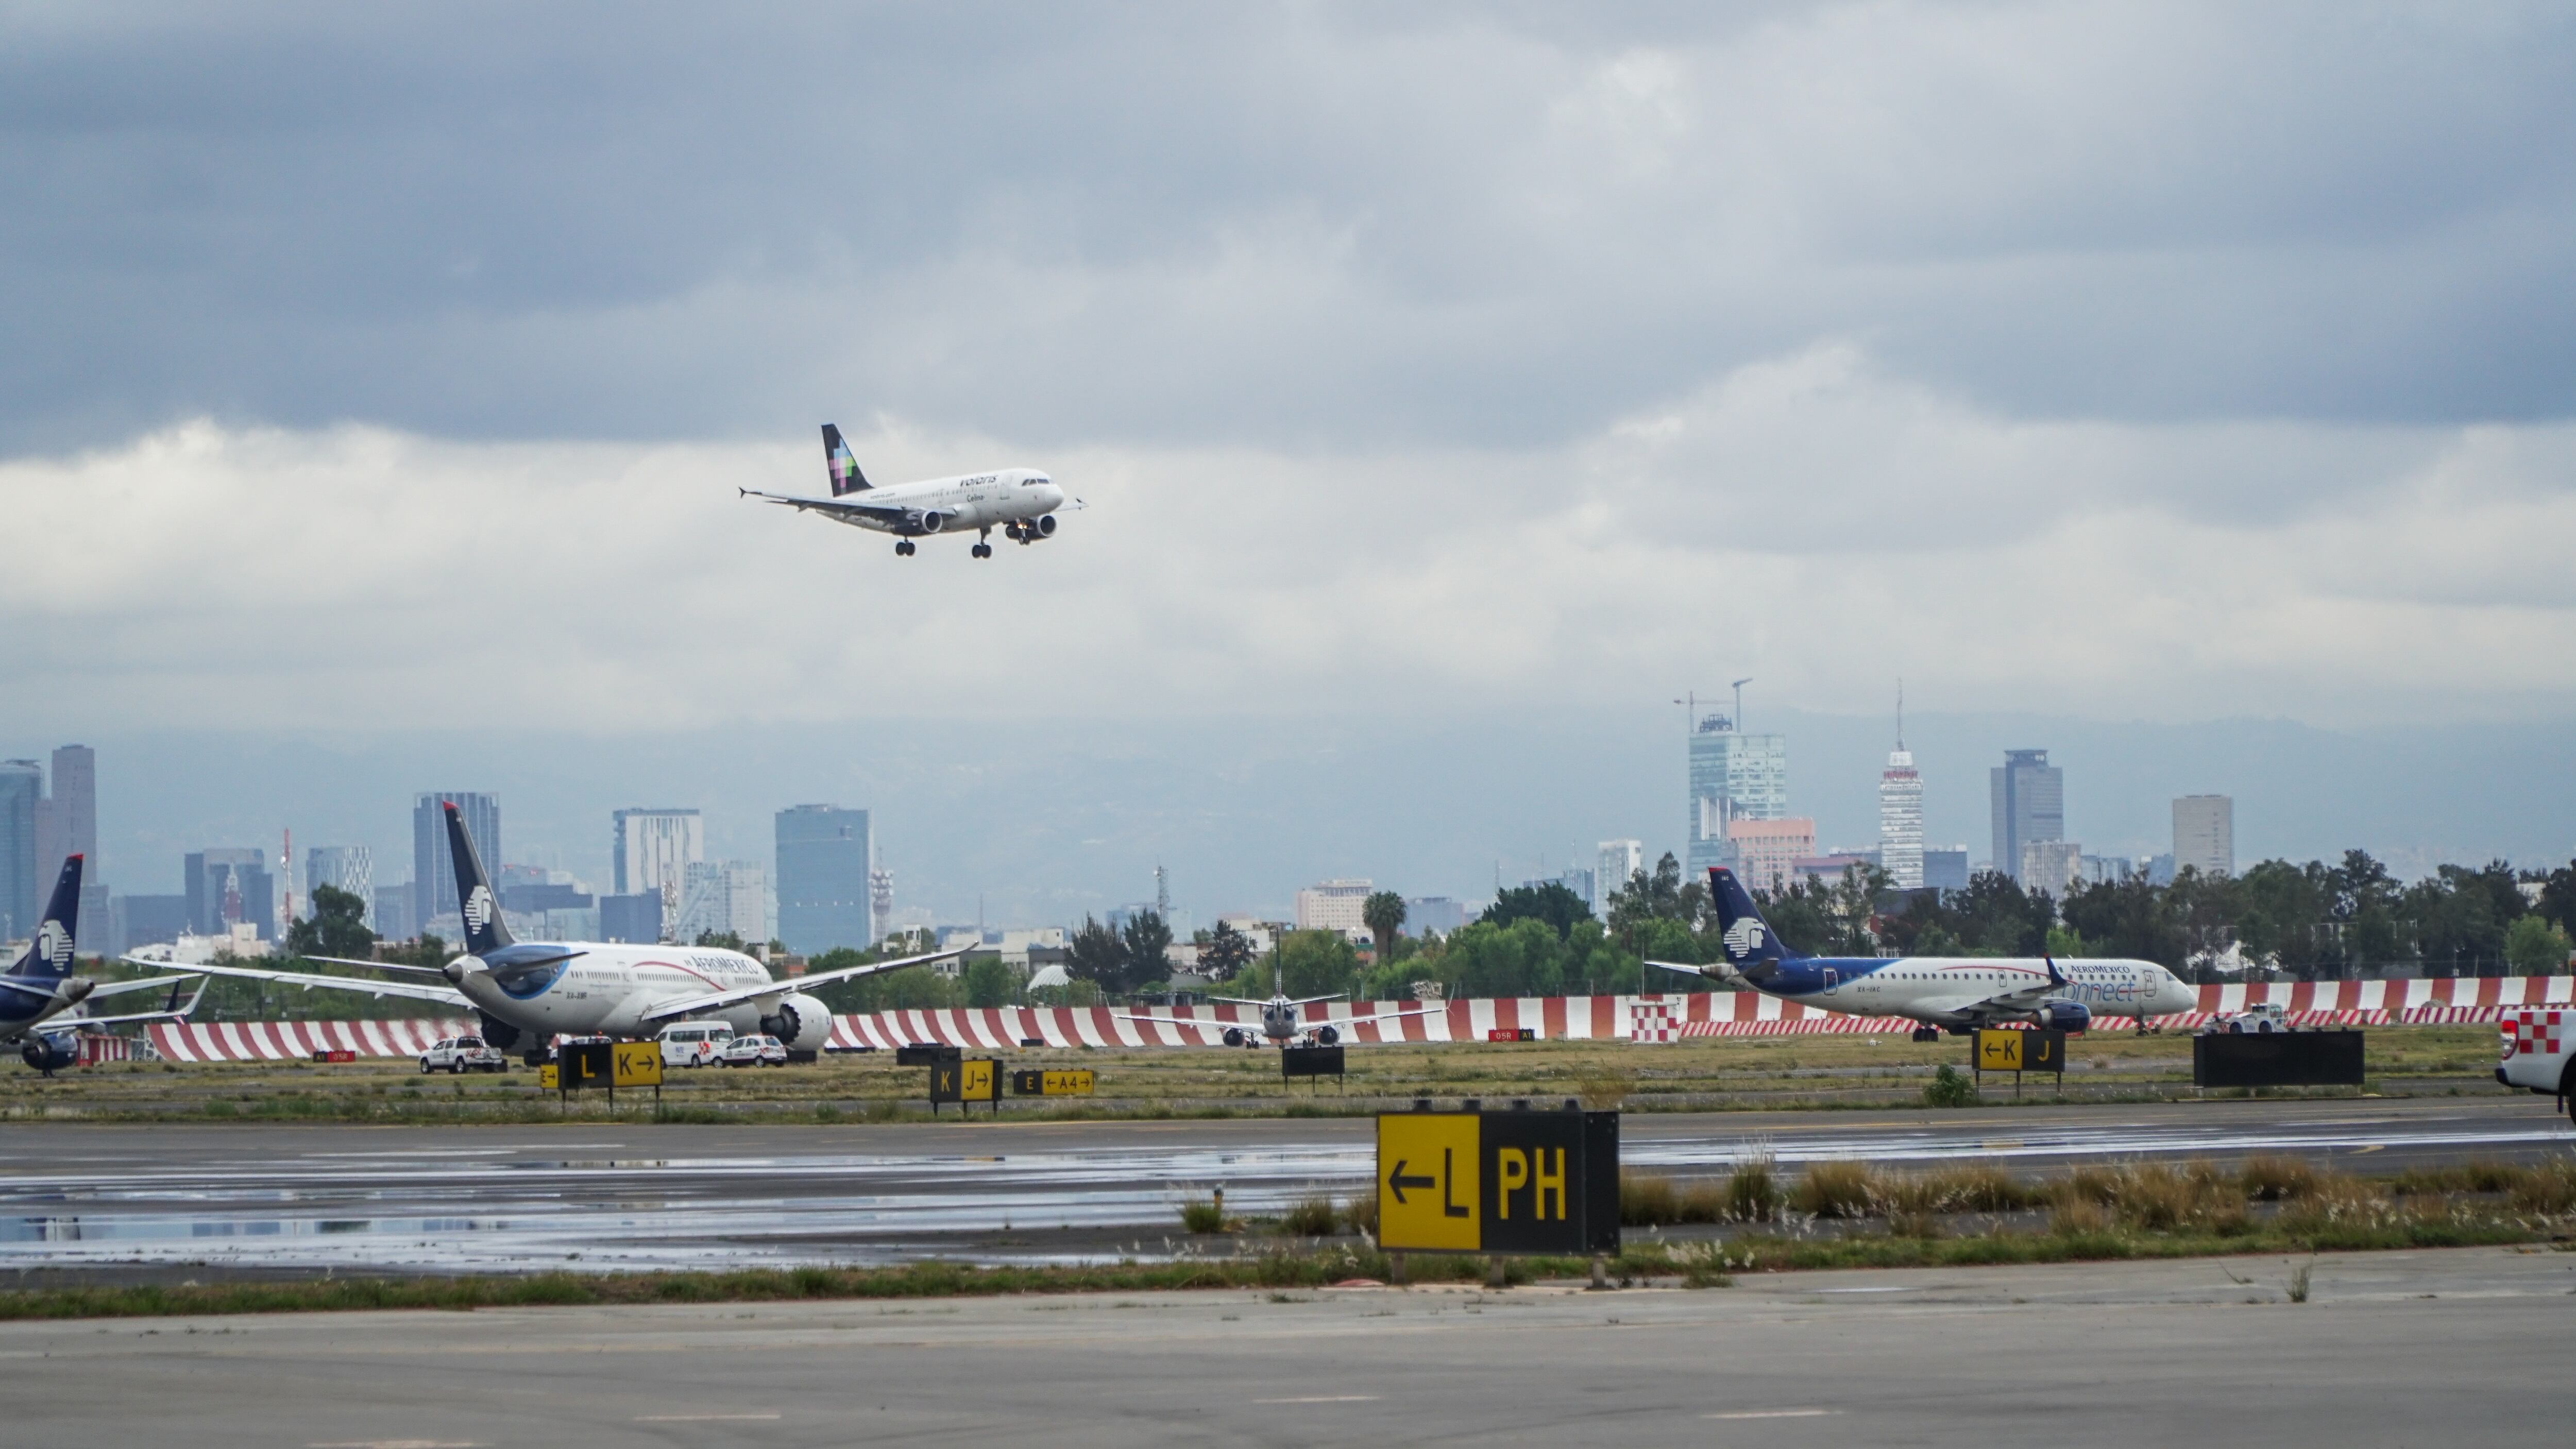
(1650, 865, 2196, 1039)
(150, 801, 958, 1063)
(741, 424, 1077, 558)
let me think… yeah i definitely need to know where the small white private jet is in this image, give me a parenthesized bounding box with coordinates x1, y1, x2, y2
(741, 424, 1078, 558)
(1116, 957, 1439, 1048)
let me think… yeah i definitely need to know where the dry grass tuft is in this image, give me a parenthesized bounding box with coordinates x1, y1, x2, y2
(1343, 1190, 1378, 1238)
(2238, 1155, 2320, 1201)
(1792, 1160, 1877, 1219)
(1621, 1172, 1731, 1226)
(1280, 1196, 1340, 1237)
(1574, 1062, 1638, 1112)
(1727, 1156, 1783, 1223)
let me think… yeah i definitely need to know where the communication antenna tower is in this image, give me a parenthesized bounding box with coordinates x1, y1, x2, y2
(1732, 677, 1753, 732)
(281, 827, 293, 927)
(1154, 864, 1168, 918)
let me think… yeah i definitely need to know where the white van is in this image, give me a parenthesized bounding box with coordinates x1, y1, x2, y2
(658, 1020, 736, 1068)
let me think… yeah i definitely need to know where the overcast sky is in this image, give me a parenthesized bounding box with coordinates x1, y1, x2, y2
(4, 4, 2571, 906)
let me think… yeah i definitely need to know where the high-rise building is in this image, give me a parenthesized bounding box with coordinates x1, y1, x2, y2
(306, 845, 374, 922)
(599, 892, 662, 944)
(2173, 795, 2234, 878)
(1990, 749, 2063, 884)
(1878, 750, 1924, 890)
(775, 805, 873, 955)
(1595, 840, 1644, 913)
(1685, 713, 1788, 878)
(110, 894, 190, 955)
(678, 860, 769, 945)
(612, 807, 703, 929)
(184, 847, 272, 939)
(372, 882, 416, 942)
(414, 793, 499, 929)
(1554, 867, 1596, 911)
(1405, 896, 1466, 937)
(1294, 879, 1372, 933)
(1724, 816, 1816, 893)
(1922, 847, 1971, 893)
(0, 760, 39, 941)
(2021, 840, 2082, 899)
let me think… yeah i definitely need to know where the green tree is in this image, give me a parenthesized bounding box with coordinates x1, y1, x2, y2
(1066, 915, 1127, 996)
(693, 929, 749, 951)
(2504, 914, 2572, 976)
(282, 883, 375, 961)
(1361, 891, 1407, 966)
(1118, 909, 1175, 992)
(1439, 918, 1566, 998)
(2059, 874, 2186, 967)
(1485, 881, 1593, 940)
(377, 932, 450, 968)
(961, 956, 1019, 1008)
(1198, 920, 1253, 978)
(1274, 930, 1360, 999)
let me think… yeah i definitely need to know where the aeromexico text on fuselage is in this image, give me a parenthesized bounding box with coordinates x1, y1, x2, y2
(457, 943, 775, 1036)
(1738, 954, 2193, 1028)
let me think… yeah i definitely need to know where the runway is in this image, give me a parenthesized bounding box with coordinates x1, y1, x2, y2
(0, 1095, 2565, 1276)
(3, 1246, 2570, 1447)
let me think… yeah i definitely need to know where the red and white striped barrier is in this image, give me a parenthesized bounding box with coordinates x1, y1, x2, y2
(149, 1019, 469, 1063)
(1629, 1001, 1678, 1043)
(133, 976, 2576, 1060)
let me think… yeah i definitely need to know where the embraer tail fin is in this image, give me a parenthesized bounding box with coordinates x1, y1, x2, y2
(442, 803, 513, 957)
(7, 856, 83, 982)
(822, 423, 872, 496)
(1707, 865, 1798, 976)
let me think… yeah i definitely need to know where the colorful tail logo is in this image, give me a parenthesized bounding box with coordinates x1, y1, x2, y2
(10, 856, 83, 981)
(822, 423, 872, 496)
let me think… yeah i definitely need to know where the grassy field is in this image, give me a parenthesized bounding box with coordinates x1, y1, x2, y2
(0, 1026, 2511, 1123)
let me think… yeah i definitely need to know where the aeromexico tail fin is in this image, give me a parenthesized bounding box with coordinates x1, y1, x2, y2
(442, 803, 513, 957)
(1707, 865, 1799, 974)
(821, 423, 871, 496)
(9, 856, 83, 982)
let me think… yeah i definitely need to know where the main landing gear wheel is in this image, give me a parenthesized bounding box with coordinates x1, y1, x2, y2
(895, 539, 916, 556)
(1910, 1026, 1940, 1043)
(971, 542, 992, 558)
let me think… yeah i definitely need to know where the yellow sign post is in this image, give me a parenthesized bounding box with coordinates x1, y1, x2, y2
(1011, 1067, 1096, 1097)
(538, 1063, 558, 1090)
(1972, 1028, 2065, 1097)
(612, 1042, 664, 1088)
(1377, 1113, 1483, 1252)
(930, 1057, 1004, 1115)
(1375, 1108, 1619, 1277)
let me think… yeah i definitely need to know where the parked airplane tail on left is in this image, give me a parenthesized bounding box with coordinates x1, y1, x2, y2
(443, 803, 513, 957)
(1707, 864, 1801, 980)
(8, 856, 83, 984)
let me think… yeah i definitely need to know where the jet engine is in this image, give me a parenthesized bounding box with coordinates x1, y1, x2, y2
(477, 1012, 521, 1051)
(1221, 1027, 1248, 1047)
(1311, 1024, 1341, 1046)
(918, 510, 949, 534)
(1030, 513, 1057, 538)
(2036, 1000, 2092, 1033)
(759, 993, 834, 1055)
(19, 1033, 76, 1075)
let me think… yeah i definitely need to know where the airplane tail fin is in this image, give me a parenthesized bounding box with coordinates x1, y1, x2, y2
(1707, 865, 1797, 975)
(442, 803, 514, 957)
(7, 856, 83, 982)
(821, 424, 872, 496)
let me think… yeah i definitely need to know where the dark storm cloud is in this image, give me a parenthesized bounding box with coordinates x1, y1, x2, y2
(5, 2, 2574, 455)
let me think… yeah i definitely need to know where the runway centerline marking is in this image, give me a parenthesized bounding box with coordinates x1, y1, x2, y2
(1705, 1408, 1840, 1419)
(1255, 1395, 1380, 1404)
(633, 1413, 782, 1421)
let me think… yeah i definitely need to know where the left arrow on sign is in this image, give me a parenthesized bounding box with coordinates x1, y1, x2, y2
(1388, 1160, 1437, 1204)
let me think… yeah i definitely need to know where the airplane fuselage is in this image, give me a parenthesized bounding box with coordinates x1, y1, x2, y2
(451, 941, 802, 1041)
(1745, 956, 2195, 1028)
(827, 468, 1064, 538)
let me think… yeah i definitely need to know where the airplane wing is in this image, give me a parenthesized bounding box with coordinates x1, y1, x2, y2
(739, 488, 911, 522)
(1111, 1011, 1240, 1034)
(49, 979, 209, 1030)
(75, 974, 208, 1000)
(636, 947, 967, 1025)
(292, 955, 457, 978)
(134, 957, 473, 1010)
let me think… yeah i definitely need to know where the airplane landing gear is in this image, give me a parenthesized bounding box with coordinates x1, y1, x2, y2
(971, 542, 992, 558)
(972, 527, 993, 558)
(895, 539, 916, 556)
(1911, 1026, 1941, 1043)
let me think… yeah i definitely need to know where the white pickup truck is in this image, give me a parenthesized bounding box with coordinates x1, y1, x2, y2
(2497, 1008, 2574, 1123)
(419, 1035, 510, 1075)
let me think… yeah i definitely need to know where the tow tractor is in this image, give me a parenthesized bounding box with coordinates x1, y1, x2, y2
(2498, 1007, 2575, 1124)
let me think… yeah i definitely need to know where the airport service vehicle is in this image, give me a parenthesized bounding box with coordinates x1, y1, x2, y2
(1114, 957, 1439, 1048)
(3, 856, 204, 1071)
(2498, 1007, 2575, 1123)
(1649, 866, 2197, 1041)
(2208, 1002, 2289, 1034)
(740, 423, 1079, 559)
(718, 1033, 789, 1068)
(149, 802, 960, 1065)
(419, 1036, 508, 1074)
(660, 1020, 735, 1067)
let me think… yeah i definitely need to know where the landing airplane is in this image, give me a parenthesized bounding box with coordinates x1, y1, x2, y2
(740, 423, 1077, 558)
(4, 856, 206, 1072)
(151, 801, 960, 1064)
(1115, 955, 1439, 1048)
(1648, 865, 2196, 1040)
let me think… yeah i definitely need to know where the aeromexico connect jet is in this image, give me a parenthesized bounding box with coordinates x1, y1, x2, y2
(739, 423, 1079, 559)
(150, 801, 961, 1064)
(3, 856, 206, 1072)
(1649, 866, 2196, 1041)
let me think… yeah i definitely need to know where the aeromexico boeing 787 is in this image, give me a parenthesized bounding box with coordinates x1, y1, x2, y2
(1649, 866, 2195, 1039)
(152, 802, 958, 1063)
(741, 424, 1077, 558)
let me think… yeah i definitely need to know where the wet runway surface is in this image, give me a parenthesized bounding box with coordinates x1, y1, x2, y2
(0, 1096, 2565, 1275)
